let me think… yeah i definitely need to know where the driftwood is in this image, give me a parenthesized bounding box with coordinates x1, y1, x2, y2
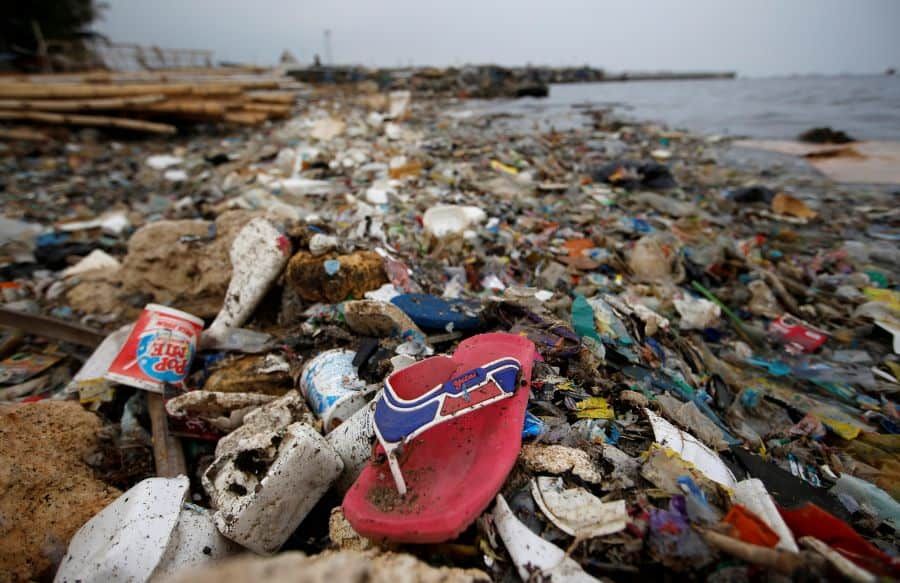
(0, 307, 105, 347)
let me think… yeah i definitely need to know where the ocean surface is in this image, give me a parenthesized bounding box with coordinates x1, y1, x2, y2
(473, 75, 900, 141)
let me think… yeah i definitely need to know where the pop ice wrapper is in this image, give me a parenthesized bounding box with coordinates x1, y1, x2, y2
(105, 304, 204, 393)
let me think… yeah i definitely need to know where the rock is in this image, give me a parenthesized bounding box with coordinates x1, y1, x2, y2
(203, 354, 295, 396)
(161, 550, 489, 583)
(797, 127, 855, 144)
(342, 300, 423, 338)
(0, 401, 120, 581)
(286, 250, 387, 303)
(328, 508, 375, 552)
(629, 236, 680, 284)
(519, 444, 603, 484)
(119, 211, 261, 318)
(66, 271, 132, 319)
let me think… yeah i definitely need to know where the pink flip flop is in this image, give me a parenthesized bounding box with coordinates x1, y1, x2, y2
(342, 332, 536, 543)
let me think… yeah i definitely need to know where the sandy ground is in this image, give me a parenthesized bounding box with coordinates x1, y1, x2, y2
(734, 140, 900, 184)
(0, 401, 121, 582)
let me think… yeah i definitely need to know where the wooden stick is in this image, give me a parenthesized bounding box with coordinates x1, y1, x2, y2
(799, 537, 875, 583)
(0, 307, 105, 347)
(0, 94, 165, 112)
(0, 110, 176, 134)
(701, 529, 806, 575)
(147, 392, 187, 478)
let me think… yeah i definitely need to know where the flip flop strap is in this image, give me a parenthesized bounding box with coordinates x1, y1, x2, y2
(373, 357, 521, 495)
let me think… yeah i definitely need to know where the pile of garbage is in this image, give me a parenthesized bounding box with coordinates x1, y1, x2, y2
(1, 84, 899, 582)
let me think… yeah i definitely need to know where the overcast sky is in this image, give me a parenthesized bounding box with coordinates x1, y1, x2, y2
(95, 0, 899, 76)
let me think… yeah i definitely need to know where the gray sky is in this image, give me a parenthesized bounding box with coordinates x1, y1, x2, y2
(95, 0, 899, 76)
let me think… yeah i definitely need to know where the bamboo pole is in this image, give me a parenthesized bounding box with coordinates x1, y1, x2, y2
(0, 110, 176, 134)
(0, 94, 165, 111)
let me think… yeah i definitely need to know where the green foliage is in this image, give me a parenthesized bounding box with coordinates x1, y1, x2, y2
(1, 0, 106, 53)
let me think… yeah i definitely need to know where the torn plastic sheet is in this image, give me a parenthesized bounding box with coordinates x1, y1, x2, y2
(648, 496, 713, 568)
(491, 494, 599, 583)
(54, 476, 233, 583)
(645, 408, 737, 489)
(830, 473, 900, 530)
(530, 476, 628, 538)
(733, 478, 799, 553)
(207, 218, 291, 341)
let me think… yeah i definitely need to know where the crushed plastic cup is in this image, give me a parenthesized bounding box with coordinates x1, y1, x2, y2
(300, 349, 375, 432)
(105, 304, 203, 393)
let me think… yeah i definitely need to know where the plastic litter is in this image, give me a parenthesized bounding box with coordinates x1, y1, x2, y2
(422, 205, 487, 239)
(206, 218, 291, 342)
(55, 476, 233, 583)
(491, 494, 599, 583)
(299, 348, 374, 432)
(830, 473, 900, 530)
(733, 478, 799, 552)
(203, 422, 343, 554)
(530, 476, 627, 538)
(105, 304, 204, 393)
(645, 409, 736, 489)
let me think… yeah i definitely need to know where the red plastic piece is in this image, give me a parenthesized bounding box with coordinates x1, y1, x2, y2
(342, 332, 535, 543)
(779, 504, 900, 577)
(769, 314, 827, 353)
(723, 504, 780, 548)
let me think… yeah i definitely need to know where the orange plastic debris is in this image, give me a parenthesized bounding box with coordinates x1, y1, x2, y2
(723, 504, 780, 548)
